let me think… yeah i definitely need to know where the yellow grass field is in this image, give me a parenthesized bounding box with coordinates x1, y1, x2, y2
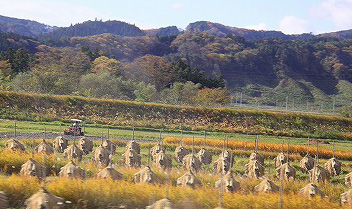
(164, 137, 352, 160)
(0, 138, 351, 208)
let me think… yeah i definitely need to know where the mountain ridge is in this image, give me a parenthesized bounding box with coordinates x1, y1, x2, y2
(0, 15, 351, 40)
(0, 15, 55, 37)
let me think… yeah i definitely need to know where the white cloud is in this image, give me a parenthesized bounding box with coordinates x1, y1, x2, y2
(171, 3, 184, 10)
(279, 16, 310, 34)
(312, 0, 352, 29)
(245, 23, 267, 31)
(0, 0, 134, 27)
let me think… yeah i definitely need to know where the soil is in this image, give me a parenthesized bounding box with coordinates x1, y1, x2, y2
(307, 138, 330, 145)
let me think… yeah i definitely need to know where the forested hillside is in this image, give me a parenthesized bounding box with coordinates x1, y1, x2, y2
(0, 15, 54, 37)
(41, 20, 145, 40)
(0, 17, 351, 114)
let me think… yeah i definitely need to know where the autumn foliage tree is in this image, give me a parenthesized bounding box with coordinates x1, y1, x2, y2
(123, 55, 176, 91)
(91, 56, 120, 75)
(196, 87, 231, 107)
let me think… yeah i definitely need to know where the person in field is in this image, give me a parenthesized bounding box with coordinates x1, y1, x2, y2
(215, 170, 240, 192)
(25, 187, 64, 209)
(133, 166, 158, 183)
(20, 158, 44, 179)
(34, 139, 54, 155)
(254, 178, 280, 192)
(78, 137, 93, 155)
(5, 139, 25, 151)
(53, 136, 68, 153)
(59, 160, 85, 178)
(64, 143, 84, 162)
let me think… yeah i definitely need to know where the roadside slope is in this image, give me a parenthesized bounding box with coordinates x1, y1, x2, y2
(0, 90, 351, 139)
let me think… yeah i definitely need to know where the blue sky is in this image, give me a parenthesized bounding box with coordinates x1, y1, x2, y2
(0, 0, 352, 34)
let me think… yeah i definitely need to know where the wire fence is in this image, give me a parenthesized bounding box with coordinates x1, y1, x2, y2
(229, 91, 351, 114)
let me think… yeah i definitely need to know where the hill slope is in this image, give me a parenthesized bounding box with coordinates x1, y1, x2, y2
(0, 90, 351, 140)
(42, 20, 146, 40)
(0, 15, 54, 37)
(185, 21, 315, 40)
(319, 29, 352, 40)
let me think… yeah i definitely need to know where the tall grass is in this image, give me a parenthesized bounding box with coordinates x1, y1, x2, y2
(0, 138, 350, 208)
(165, 137, 352, 160)
(0, 175, 348, 209)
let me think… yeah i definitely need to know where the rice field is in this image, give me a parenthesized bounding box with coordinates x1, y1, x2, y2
(0, 136, 351, 209)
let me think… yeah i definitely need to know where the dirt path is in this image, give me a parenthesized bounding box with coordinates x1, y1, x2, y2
(0, 131, 154, 142)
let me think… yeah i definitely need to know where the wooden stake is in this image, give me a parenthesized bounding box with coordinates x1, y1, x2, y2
(286, 138, 289, 164)
(281, 138, 284, 153)
(14, 122, 17, 138)
(307, 137, 310, 155)
(159, 129, 162, 144)
(132, 126, 135, 141)
(180, 129, 183, 146)
(107, 126, 110, 140)
(333, 142, 335, 158)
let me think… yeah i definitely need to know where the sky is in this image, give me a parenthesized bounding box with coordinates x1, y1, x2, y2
(1, 0, 352, 34)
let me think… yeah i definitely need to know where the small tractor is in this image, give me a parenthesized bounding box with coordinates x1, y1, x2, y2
(64, 119, 84, 136)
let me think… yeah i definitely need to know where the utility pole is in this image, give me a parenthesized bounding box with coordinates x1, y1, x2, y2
(240, 92, 243, 107)
(285, 96, 288, 110)
(332, 97, 336, 113)
(320, 103, 323, 112)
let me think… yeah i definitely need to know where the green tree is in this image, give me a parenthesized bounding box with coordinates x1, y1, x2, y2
(134, 82, 158, 102)
(79, 73, 135, 99)
(160, 81, 201, 105)
(11, 63, 78, 94)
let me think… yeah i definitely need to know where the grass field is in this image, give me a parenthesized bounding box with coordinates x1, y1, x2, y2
(1, 119, 352, 153)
